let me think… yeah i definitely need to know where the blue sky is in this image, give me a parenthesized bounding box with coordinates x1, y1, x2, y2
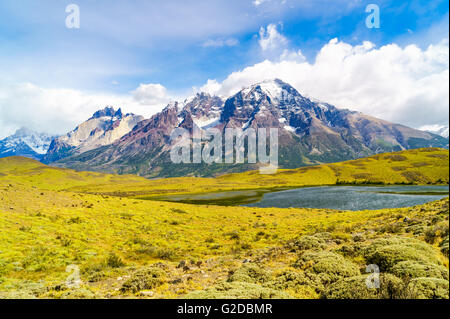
(0, 0, 449, 137)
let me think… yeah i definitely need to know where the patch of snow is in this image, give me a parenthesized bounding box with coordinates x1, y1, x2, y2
(193, 117, 220, 129)
(0, 127, 56, 155)
(419, 124, 449, 138)
(283, 125, 296, 133)
(258, 80, 284, 101)
(318, 103, 329, 112)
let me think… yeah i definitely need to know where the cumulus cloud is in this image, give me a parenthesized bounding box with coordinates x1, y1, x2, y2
(197, 79, 224, 96)
(0, 82, 170, 139)
(258, 23, 288, 51)
(132, 83, 170, 105)
(1, 35, 448, 140)
(279, 49, 306, 63)
(202, 38, 239, 48)
(199, 37, 449, 129)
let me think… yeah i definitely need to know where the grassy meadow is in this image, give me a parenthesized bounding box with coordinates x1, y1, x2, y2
(0, 148, 448, 299)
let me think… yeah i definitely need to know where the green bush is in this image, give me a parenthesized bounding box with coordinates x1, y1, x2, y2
(338, 244, 363, 257)
(268, 270, 323, 296)
(391, 261, 449, 280)
(120, 267, 167, 293)
(324, 275, 378, 299)
(325, 274, 418, 299)
(105, 253, 125, 268)
(228, 263, 270, 284)
(184, 282, 291, 299)
(293, 251, 360, 285)
(408, 277, 449, 299)
(363, 237, 443, 271)
(424, 221, 449, 245)
(81, 263, 107, 282)
(289, 235, 326, 251)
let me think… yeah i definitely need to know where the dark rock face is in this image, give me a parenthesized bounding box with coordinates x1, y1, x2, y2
(52, 79, 449, 177)
(91, 106, 123, 119)
(181, 93, 224, 120)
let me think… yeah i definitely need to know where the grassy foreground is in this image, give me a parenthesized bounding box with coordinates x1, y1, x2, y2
(0, 148, 448, 299)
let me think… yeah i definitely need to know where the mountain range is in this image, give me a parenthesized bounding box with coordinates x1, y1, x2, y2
(0, 127, 56, 161)
(42, 107, 143, 163)
(1, 79, 448, 177)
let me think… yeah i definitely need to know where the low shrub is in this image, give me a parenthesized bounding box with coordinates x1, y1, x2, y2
(120, 267, 167, 293)
(227, 264, 270, 284)
(408, 277, 449, 299)
(325, 274, 418, 299)
(289, 235, 326, 251)
(363, 237, 443, 271)
(105, 253, 125, 268)
(293, 251, 360, 285)
(391, 261, 449, 280)
(424, 221, 449, 245)
(81, 263, 107, 282)
(268, 270, 322, 297)
(324, 275, 378, 299)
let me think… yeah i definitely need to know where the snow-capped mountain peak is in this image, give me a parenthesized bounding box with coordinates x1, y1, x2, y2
(240, 79, 306, 105)
(0, 127, 56, 160)
(179, 93, 224, 129)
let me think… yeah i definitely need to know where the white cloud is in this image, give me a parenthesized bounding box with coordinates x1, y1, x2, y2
(253, 0, 288, 8)
(253, 0, 268, 6)
(279, 49, 306, 63)
(199, 37, 449, 129)
(202, 38, 239, 48)
(0, 82, 170, 139)
(258, 23, 288, 51)
(197, 79, 224, 96)
(1, 34, 448, 141)
(132, 83, 170, 105)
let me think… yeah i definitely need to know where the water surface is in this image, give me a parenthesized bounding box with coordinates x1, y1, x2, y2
(244, 185, 449, 210)
(150, 185, 449, 211)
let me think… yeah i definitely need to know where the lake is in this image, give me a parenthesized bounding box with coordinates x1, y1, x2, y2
(149, 185, 449, 211)
(244, 185, 449, 210)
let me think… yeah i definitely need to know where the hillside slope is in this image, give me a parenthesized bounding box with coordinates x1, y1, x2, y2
(0, 154, 448, 299)
(3, 148, 444, 198)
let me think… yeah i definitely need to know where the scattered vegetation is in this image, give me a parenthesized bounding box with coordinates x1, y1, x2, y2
(0, 148, 448, 299)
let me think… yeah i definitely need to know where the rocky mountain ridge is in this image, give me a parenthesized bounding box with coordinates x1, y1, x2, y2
(42, 107, 144, 163)
(0, 127, 56, 161)
(50, 79, 449, 177)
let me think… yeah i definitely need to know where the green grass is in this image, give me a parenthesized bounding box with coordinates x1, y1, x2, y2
(0, 148, 448, 299)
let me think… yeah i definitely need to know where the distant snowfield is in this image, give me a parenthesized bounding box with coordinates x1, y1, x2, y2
(419, 125, 449, 138)
(0, 127, 55, 156)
